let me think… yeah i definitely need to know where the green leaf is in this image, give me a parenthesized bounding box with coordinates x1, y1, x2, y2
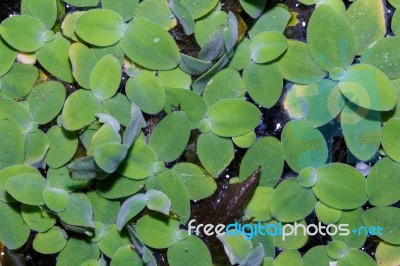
(339, 64, 396, 111)
(195, 11, 227, 47)
(167, 235, 212, 266)
(101, 0, 139, 22)
(135, 213, 180, 249)
(24, 130, 49, 165)
(21, 204, 56, 232)
(341, 103, 381, 161)
(303, 246, 332, 266)
(228, 38, 251, 71)
(338, 248, 376, 266)
(0, 98, 34, 133)
(376, 242, 400, 266)
(90, 54, 121, 99)
(272, 219, 308, 249)
(64, 0, 99, 6)
(149, 111, 191, 163)
(165, 88, 208, 129)
(43, 186, 70, 212)
(69, 42, 98, 89)
(0, 37, 17, 77)
(6, 173, 47, 205)
(298, 167, 318, 188)
(57, 237, 100, 266)
(277, 40, 326, 85)
(366, 157, 400, 206)
(270, 177, 317, 222)
(146, 169, 190, 224)
(87, 124, 121, 156)
(345, 0, 385, 55)
(217, 231, 253, 264)
(0, 202, 30, 250)
(178, 0, 219, 19)
(244, 186, 273, 221)
(126, 71, 166, 114)
(169, 0, 195, 35)
(363, 206, 400, 245)
(103, 93, 133, 127)
(251, 31, 287, 63)
(96, 174, 145, 199)
(315, 201, 342, 224)
(203, 68, 245, 107)
(21, 0, 57, 29)
(0, 120, 24, 169)
(332, 208, 366, 248)
(59, 192, 95, 229)
(197, 132, 234, 177)
(172, 163, 217, 200)
(239, 136, 284, 187)
(158, 67, 191, 90)
(179, 53, 212, 76)
(392, 9, 400, 36)
(0, 63, 38, 99)
(116, 193, 146, 230)
(232, 131, 256, 148)
(33, 226, 67, 254)
(98, 225, 131, 257)
(0, 165, 39, 202)
(75, 9, 125, 46)
(120, 19, 180, 70)
(145, 189, 171, 215)
(239, 0, 267, 18)
(382, 118, 400, 162)
(313, 163, 368, 209)
(275, 250, 303, 266)
(135, 0, 177, 30)
(326, 241, 348, 260)
(207, 99, 261, 137)
(93, 143, 128, 174)
(281, 120, 328, 173)
(61, 12, 84, 41)
(308, 5, 356, 71)
(111, 245, 144, 266)
(243, 62, 283, 108)
(45, 125, 78, 168)
(248, 5, 291, 39)
(62, 89, 102, 131)
(67, 156, 109, 181)
(27, 81, 66, 125)
(87, 190, 119, 225)
(0, 15, 46, 52)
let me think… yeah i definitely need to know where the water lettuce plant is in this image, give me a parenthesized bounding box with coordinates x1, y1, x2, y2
(0, 0, 400, 265)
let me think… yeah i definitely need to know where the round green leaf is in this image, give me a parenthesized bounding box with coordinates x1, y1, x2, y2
(244, 186, 273, 221)
(62, 89, 102, 131)
(326, 241, 348, 259)
(145, 189, 171, 214)
(272, 219, 309, 249)
(207, 99, 261, 137)
(197, 132, 234, 177)
(6, 173, 47, 205)
(298, 167, 318, 188)
(239, 136, 284, 187)
(136, 213, 179, 249)
(33, 226, 67, 254)
(363, 206, 400, 245)
(21, 204, 56, 232)
(308, 4, 356, 71)
(275, 249, 303, 266)
(178, 0, 219, 19)
(240, 0, 267, 18)
(93, 143, 128, 174)
(0, 202, 30, 250)
(195, 11, 227, 47)
(251, 31, 287, 63)
(0, 120, 24, 169)
(392, 9, 400, 36)
(382, 118, 400, 162)
(149, 111, 190, 163)
(158, 67, 191, 89)
(47, 167, 91, 192)
(232, 131, 256, 148)
(116, 193, 146, 230)
(87, 124, 121, 156)
(101, 0, 139, 22)
(24, 130, 49, 165)
(217, 230, 254, 265)
(126, 71, 166, 114)
(270, 178, 317, 222)
(0, 98, 34, 133)
(332, 208, 366, 248)
(376, 242, 400, 266)
(135, 0, 177, 30)
(313, 163, 368, 209)
(87, 190, 119, 225)
(90, 54, 121, 99)
(303, 245, 332, 266)
(281, 120, 328, 173)
(339, 64, 396, 111)
(103, 93, 133, 127)
(0, 63, 38, 99)
(96, 174, 145, 199)
(21, 0, 57, 29)
(57, 238, 100, 266)
(248, 5, 291, 38)
(337, 248, 376, 266)
(75, 9, 125, 46)
(315, 201, 342, 224)
(172, 163, 217, 200)
(0, 15, 46, 52)
(111, 245, 144, 266)
(0, 37, 17, 77)
(59, 192, 94, 228)
(228, 38, 251, 71)
(120, 19, 180, 70)
(98, 225, 131, 257)
(45, 125, 78, 168)
(43, 186, 70, 212)
(167, 235, 212, 266)
(27, 81, 66, 125)
(243, 62, 283, 108)
(69, 42, 98, 89)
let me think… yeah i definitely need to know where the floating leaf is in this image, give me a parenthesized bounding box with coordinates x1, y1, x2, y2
(243, 62, 283, 108)
(275, 249, 303, 266)
(0, 98, 34, 133)
(57, 238, 100, 266)
(103, 93, 133, 127)
(0, 202, 30, 250)
(179, 53, 212, 76)
(145, 189, 171, 214)
(239, 136, 284, 187)
(61, 12, 84, 41)
(0, 165, 39, 202)
(339, 64, 396, 111)
(120, 19, 180, 70)
(21, 204, 56, 232)
(24, 130, 49, 165)
(270, 178, 317, 222)
(62, 89, 102, 131)
(332, 208, 366, 248)
(167, 235, 212, 266)
(158, 67, 191, 90)
(126, 71, 165, 114)
(75, 9, 125, 46)
(315, 201, 341, 224)
(135, 213, 180, 249)
(281, 120, 328, 173)
(169, 0, 195, 35)
(298, 167, 318, 188)
(228, 38, 251, 71)
(98, 225, 131, 257)
(93, 143, 128, 173)
(375, 242, 400, 266)
(67, 156, 109, 181)
(96, 174, 145, 199)
(135, 0, 176, 30)
(0, 15, 46, 52)
(87, 191, 119, 225)
(217, 231, 253, 265)
(313, 163, 368, 209)
(251, 31, 287, 63)
(69, 42, 98, 89)
(116, 193, 146, 230)
(0, 37, 17, 77)
(232, 131, 256, 148)
(366, 157, 400, 206)
(0, 63, 38, 99)
(248, 5, 291, 39)
(0, 120, 24, 169)
(382, 118, 400, 162)
(308, 4, 356, 71)
(197, 132, 234, 177)
(45, 125, 78, 168)
(178, 0, 219, 19)
(87, 124, 121, 156)
(43, 186, 70, 212)
(326, 240, 348, 260)
(363, 206, 400, 245)
(111, 245, 144, 266)
(338, 248, 376, 266)
(239, 0, 267, 18)
(90, 54, 121, 99)
(303, 246, 332, 266)
(6, 173, 47, 205)
(272, 219, 308, 249)
(149, 111, 190, 162)
(195, 11, 227, 47)
(33, 226, 67, 254)
(27, 81, 66, 125)
(59, 193, 94, 229)
(101, 0, 139, 22)
(244, 186, 273, 221)
(172, 163, 217, 200)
